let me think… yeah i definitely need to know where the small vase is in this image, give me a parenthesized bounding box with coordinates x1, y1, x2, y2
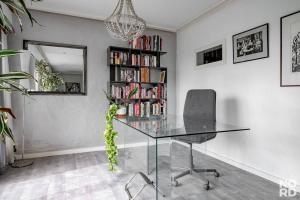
(0, 138, 6, 175)
(116, 106, 127, 117)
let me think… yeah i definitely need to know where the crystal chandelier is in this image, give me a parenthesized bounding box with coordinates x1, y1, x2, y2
(105, 0, 146, 41)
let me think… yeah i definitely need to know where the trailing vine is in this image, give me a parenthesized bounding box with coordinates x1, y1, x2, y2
(104, 104, 119, 171)
(103, 87, 137, 171)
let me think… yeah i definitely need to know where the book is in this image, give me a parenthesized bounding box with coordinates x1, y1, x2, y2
(129, 35, 162, 52)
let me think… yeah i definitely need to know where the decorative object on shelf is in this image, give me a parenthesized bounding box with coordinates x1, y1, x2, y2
(35, 60, 64, 92)
(194, 40, 226, 68)
(233, 23, 269, 64)
(159, 71, 166, 83)
(280, 10, 300, 87)
(104, 0, 146, 41)
(103, 88, 137, 171)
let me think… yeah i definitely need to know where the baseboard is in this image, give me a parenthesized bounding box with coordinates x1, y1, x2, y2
(15, 142, 148, 160)
(193, 145, 300, 193)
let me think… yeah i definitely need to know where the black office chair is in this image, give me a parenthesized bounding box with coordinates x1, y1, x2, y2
(171, 89, 220, 190)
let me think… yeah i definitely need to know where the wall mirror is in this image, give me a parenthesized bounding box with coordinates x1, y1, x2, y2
(23, 40, 87, 95)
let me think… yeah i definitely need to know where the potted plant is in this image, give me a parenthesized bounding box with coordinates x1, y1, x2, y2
(0, 0, 37, 172)
(103, 87, 138, 171)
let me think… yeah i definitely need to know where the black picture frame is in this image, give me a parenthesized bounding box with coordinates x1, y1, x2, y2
(232, 23, 269, 64)
(23, 40, 87, 95)
(280, 10, 300, 87)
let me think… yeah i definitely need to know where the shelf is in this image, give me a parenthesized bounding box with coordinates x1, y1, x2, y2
(112, 98, 167, 101)
(111, 81, 166, 85)
(108, 46, 167, 55)
(109, 64, 167, 70)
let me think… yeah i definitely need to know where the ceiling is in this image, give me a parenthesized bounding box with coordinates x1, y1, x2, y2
(28, 44, 84, 73)
(25, 0, 228, 32)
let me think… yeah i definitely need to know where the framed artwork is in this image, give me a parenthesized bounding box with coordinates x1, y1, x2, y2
(280, 10, 300, 87)
(233, 23, 269, 64)
(194, 39, 226, 69)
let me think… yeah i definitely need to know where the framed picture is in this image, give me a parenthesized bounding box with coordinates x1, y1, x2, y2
(194, 39, 226, 69)
(233, 23, 269, 64)
(280, 11, 300, 87)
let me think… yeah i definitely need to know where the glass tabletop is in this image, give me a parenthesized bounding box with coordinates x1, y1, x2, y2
(115, 115, 250, 139)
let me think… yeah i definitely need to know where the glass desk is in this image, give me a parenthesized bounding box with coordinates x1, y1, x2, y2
(115, 115, 250, 200)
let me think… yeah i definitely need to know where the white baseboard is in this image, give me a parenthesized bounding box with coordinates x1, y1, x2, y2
(15, 142, 148, 159)
(193, 145, 300, 193)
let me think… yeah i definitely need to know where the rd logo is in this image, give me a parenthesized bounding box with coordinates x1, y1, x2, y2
(279, 179, 297, 197)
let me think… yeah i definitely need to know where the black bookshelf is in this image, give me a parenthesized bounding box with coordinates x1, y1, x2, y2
(108, 45, 167, 117)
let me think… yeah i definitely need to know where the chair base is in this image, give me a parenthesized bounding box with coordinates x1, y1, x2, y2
(172, 168, 220, 189)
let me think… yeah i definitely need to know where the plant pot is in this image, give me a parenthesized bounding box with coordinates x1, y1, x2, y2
(0, 138, 6, 175)
(116, 106, 127, 117)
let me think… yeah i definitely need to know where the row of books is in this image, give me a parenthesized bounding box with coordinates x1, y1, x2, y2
(119, 69, 140, 82)
(111, 83, 140, 99)
(129, 35, 162, 51)
(140, 68, 150, 82)
(141, 86, 160, 99)
(110, 51, 129, 65)
(110, 51, 158, 67)
(128, 101, 166, 117)
(111, 84, 167, 100)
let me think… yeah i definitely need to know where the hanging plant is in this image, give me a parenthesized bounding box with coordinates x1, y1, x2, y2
(104, 104, 119, 171)
(103, 87, 138, 171)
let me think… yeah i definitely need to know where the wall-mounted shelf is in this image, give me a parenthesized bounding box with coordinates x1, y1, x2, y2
(108, 45, 168, 117)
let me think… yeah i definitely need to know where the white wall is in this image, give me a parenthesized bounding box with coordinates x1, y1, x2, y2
(8, 11, 176, 154)
(177, 0, 300, 190)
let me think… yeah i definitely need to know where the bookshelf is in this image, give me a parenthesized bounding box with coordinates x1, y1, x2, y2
(107, 43, 167, 117)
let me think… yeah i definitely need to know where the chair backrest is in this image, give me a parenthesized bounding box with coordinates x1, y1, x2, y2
(183, 89, 216, 121)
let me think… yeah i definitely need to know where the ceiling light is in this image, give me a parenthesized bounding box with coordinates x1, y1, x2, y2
(104, 0, 146, 41)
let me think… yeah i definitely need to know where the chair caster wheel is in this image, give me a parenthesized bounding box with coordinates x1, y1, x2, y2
(204, 181, 210, 190)
(172, 180, 179, 187)
(214, 172, 220, 177)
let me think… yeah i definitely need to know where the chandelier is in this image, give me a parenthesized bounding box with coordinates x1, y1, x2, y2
(105, 0, 146, 41)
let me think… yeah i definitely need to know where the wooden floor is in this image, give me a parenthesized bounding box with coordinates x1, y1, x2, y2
(0, 145, 299, 200)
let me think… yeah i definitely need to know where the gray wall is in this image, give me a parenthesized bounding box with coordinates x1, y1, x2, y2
(8, 11, 176, 153)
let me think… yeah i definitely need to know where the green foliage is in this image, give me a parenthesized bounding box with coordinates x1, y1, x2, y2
(104, 104, 119, 171)
(0, 0, 38, 34)
(0, 71, 33, 94)
(0, 108, 16, 142)
(103, 87, 138, 171)
(35, 60, 64, 91)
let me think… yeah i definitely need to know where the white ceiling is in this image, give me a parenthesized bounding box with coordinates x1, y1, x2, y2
(28, 44, 84, 73)
(25, 0, 228, 32)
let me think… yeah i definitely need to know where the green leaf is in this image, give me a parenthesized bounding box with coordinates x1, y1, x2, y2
(0, 49, 20, 57)
(0, 71, 32, 80)
(127, 87, 138, 99)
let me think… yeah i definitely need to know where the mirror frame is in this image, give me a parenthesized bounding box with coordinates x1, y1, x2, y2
(23, 40, 87, 95)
